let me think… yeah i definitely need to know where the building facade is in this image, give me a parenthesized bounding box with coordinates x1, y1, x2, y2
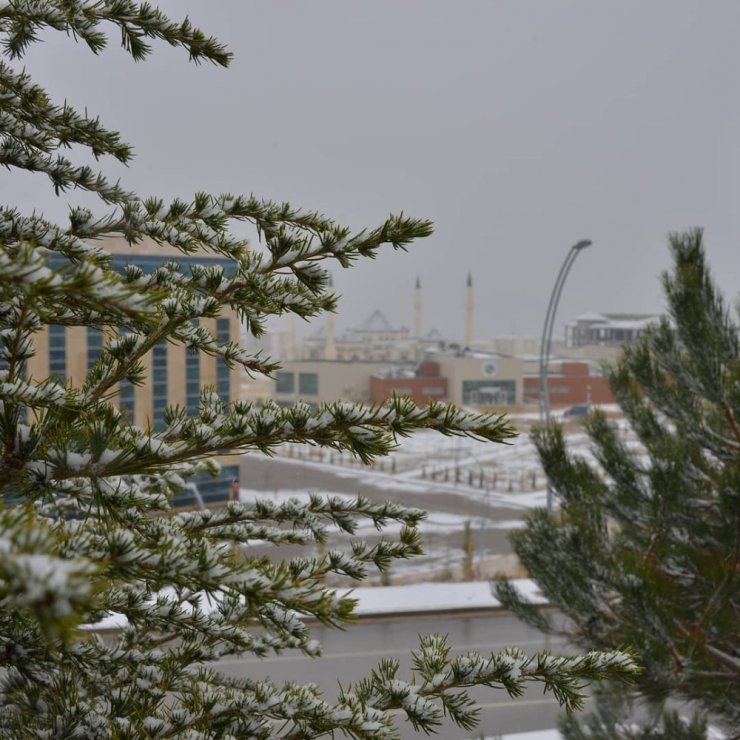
(565, 312, 660, 348)
(370, 361, 448, 405)
(432, 353, 526, 407)
(523, 360, 613, 406)
(29, 237, 243, 505)
(302, 309, 419, 362)
(273, 360, 391, 406)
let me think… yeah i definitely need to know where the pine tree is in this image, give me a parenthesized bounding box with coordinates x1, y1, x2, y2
(0, 3, 638, 737)
(496, 230, 740, 738)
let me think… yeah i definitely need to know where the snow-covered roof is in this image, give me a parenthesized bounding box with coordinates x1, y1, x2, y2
(602, 317, 658, 330)
(569, 312, 661, 329)
(571, 312, 609, 323)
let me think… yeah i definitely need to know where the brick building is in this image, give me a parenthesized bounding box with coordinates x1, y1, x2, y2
(370, 361, 447, 404)
(523, 361, 613, 406)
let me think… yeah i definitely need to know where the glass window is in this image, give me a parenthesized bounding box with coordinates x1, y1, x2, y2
(462, 379, 515, 405)
(186, 352, 200, 416)
(298, 372, 318, 395)
(216, 317, 231, 404)
(152, 342, 167, 429)
(48, 325, 66, 380)
(87, 327, 104, 370)
(119, 379, 135, 420)
(275, 371, 294, 394)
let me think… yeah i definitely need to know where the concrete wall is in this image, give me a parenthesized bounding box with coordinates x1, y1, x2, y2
(523, 375, 613, 406)
(433, 354, 526, 406)
(273, 360, 389, 405)
(370, 375, 447, 404)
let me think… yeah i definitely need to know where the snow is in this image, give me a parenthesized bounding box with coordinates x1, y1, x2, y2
(85, 578, 543, 630)
(238, 488, 526, 536)
(348, 578, 545, 616)
(491, 726, 726, 740)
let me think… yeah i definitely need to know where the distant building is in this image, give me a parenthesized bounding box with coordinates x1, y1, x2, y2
(433, 353, 525, 407)
(31, 237, 242, 505)
(264, 287, 656, 412)
(523, 360, 613, 406)
(370, 361, 447, 405)
(303, 309, 418, 362)
(272, 351, 528, 410)
(565, 312, 660, 348)
(299, 276, 469, 363)
(273, 359, 391, 406)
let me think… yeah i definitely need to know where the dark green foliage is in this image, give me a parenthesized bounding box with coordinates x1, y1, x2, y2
(496, 230, 740, 736)
(0, 3, 643, 736)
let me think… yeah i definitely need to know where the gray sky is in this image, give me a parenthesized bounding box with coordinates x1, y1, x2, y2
(6, 1, 740, 341)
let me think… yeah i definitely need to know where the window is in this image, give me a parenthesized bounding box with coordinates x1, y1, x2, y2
(298, 372, 318, 395)
(186, 351, 200, 416)
(119, 379, 134, 420)
(87, 328, 104, 370)
(152, 342, 167, 431)
(422, 386, 445, 396)
(462, 379, 515, 405)
(49, 325, 66, 380)
(172, 464, 240, 507)
(216, 317, 231, 403)
(275, 371, 294, 394)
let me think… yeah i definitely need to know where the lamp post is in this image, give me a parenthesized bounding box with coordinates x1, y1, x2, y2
(539, 239, 592, 512)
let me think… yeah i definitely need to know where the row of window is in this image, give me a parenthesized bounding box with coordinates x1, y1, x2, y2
(172, 464, 240, 507)
(384, 385, 446, 396)
(48, 325, 66, 381)
(461, 379, 516, 405)
(275, 371, 318, 395)
(46, 320, 232, 425)
(152, 342, 168, 431)
(216, 317, 231, 404)
(87, 328, 104, 370)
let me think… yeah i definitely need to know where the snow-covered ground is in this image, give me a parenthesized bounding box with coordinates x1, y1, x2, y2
(349, 578, 544, 616)
(87, 578, 544, 629)
(239, 408, 637, 583)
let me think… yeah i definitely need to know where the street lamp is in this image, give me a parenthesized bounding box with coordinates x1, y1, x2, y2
(539, 239, 592, 512)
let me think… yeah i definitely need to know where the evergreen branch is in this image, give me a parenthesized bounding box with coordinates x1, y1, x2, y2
(179, 495, 426, 537)
(0, 62, 132, 162)
(0, 1, 231, 65)
(0, 139, 133, 202)
(341, 638, 639, 735)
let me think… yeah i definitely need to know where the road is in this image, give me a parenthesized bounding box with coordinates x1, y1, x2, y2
(215, 610, 576, 739)
(238, 454, 532, 582)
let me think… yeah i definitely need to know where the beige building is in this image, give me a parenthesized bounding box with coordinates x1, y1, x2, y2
(432, 352, 526, 407)
(302, 309, 419, 363)
(273, 359, 393, 406)
(29, 237, 243, 504)
(271, 352, 528, 411)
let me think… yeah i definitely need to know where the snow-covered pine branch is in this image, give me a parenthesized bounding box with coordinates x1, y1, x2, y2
(0, 2, 640, 737)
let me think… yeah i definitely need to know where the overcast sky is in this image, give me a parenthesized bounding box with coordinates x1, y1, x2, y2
(6, 1, 740, 341)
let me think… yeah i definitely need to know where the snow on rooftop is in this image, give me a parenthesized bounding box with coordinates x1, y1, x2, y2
(570, 312, 608, 323)
(570, 311, 661, 327)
